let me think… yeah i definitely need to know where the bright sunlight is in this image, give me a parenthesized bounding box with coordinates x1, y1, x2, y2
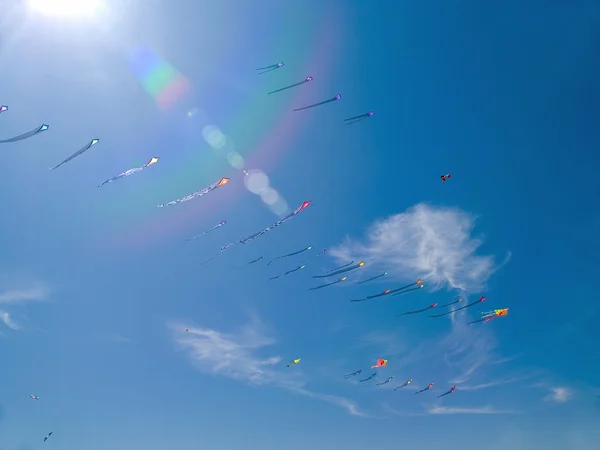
(27, 0, 104, 18)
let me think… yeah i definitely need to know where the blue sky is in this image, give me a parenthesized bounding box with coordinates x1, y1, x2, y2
(1, 0, 599, 449)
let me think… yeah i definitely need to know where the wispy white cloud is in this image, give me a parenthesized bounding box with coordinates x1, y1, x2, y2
(545, 387, 574, 403)
(0, 311, 20, 330)
(329, 203, 509, 292)
(460, 377, 527, 391)
(427, 405, 519, 415)
(0, 285, 49, 304)
(170, 317, 365, 417)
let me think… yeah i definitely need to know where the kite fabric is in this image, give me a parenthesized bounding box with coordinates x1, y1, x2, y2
(371, 358, 388, 368)
(44, 432, 53, 442)
(377, 376, 394, 386)
(0, 124, 49, 144)
(309, 277, 347, 290)
(344, 370, 362, 379)
(397, 303, 438, 316)
(344, 111, 374, 125)
(359, 373, 377, 382)
(441, 174, 451, 182)
(30, 394, 39, 400)
(157, 177, 229, 208)
(50, 139, 99, 170)
(469, 308, 508, 325)
(430, 296, 486, 318)
(356, 271, 388, 285)
(257, 61, 284, 74)
(415, 383, 434, 394)
(394, 379, 412, 390)
(268, 76, 313, 94)
(287, 358, 301, 367)
(267, 246, 312, 266)
(437, 386, 456, 398)
(269, 265, 305, 280)
(293, 94, 341, 112)
(0, 105, 7, 113)
(98, 157, 159, 187)
(440, 297, 463, 308)
(313, 261, 365, 278)
(186, 220, 227, 241)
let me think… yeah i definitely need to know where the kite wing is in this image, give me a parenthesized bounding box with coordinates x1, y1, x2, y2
(157, 177, 229, 208)
(0, 124, 49, 144)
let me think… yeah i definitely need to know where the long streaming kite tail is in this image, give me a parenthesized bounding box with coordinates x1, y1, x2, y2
(0, 124, 49, 144)
(356, 272, 387, 285)
(258, 67, 279, 74)
(392, 285, 422, 296)
(293, 94, 341, 112)
(267, 77, 312, 95)
(326, 261, 354, 273)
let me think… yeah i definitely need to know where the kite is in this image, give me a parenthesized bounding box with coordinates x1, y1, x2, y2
(309, 277, 346, 290)
(30, 394, 39, 400)
(185, 328, 189, 332)
(287, 358, 301, 367)
(350, 289, 392, 303)
(0, 105, 6, 113)
(359, 373, 377, 382)
(437, 385, 456, 398)
(415, 383, 434, 394)
(0, 124, 49, 144)
(469, 308, 508, 325)
(356, 271, 388, 285)
(397, 303, 438, 316)
(325, 261, 354, 273)
(440, 297, 463, 308)
(293, 94, 341, 112)
(344, 370, 362, 379)
(430, 296, 486, 318)
(371, 358, 387, 368)
(44, 432, 53, 442)
(441, 174, 451, 182)
(394, 379, 412, 390)
(391, 284, 424, 296)
(305, 248, 327, 262)
(344, 111, 374, 125)
(98, 157, 159, 187)
(157, 177, 229, 208)
(186, 220, 227, 241)
(257, 61, 284, 74)
(201, 201, 311, 265)
(267, 246, 312, 266)
(351, 279, 423, 302)
(50, 138, 99, 170)
(240, 254, 266, 266)
(313, 261, 365, 278)
(267, 76, 313, 94)
(377, 376, 394, 386)
(269, 265, 305, 280)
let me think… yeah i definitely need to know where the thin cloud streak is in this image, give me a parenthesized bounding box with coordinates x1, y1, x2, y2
(170, 319, 366, 417)
(0, 311, 19, 330)
(428, 405, 520, 415)
(329, 203, 508, 292)
(0, 286, 49, 304)
(545, 387, 574, 403)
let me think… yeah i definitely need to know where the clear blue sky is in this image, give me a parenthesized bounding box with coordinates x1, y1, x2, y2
(1, 1, 599, 449)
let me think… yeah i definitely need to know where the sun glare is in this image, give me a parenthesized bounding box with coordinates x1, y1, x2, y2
(27, 0, 104, 18)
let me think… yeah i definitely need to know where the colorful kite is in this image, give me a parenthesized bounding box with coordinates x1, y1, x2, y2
(313, 261, 365, 278)
(440, 297, 463, 307)
(287, 358, 301, 367)
(344, 111, 374, 125)
(257, 61, 284, 74)
(441, 174, 451, 182)
(0, 105, 7, 113)
(50, 139, 99, 170)
(0, 124, 49, 144)
(430, 296, 486, 318)
(394, 379, 412, 390)
(359, 373, 377, 382)
(371, 358, 388, 368)
(377, 376, 394, 386)
(356, 271, 388, 285)
(268, 76, 313, 94)
(98, 157, 159, 187)
(293, 94, 341, 112)
(30, 394, 39, 400)
(44, 432, 53, 442)
(344, 370, 362, 379)
(469, 308, 508, 325)
(157, 177, 229, 208)
(267, 246, 312, 266)
(186, 220, 227, 241)
(388, 279, 423, 295)
(415, 383, 434, 394)
(269, 265, 305, 280)
(397, 303, 438, 316)
(309, 277, 346, 290)
(437, 385, 456, 398)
